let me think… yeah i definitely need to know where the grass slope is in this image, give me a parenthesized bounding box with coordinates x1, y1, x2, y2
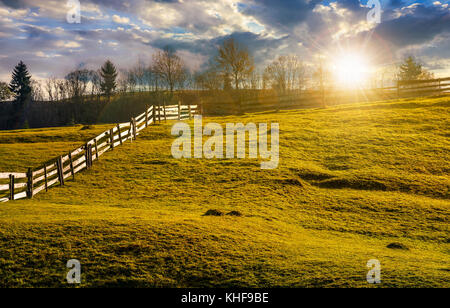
(0, 96, 449, 287)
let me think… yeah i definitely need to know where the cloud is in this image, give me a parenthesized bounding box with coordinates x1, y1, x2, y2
(0, 0, 449, 81)
(241, 0, 323, 34)
(55, 41, 81, 48)
(112, 14, 130, 24)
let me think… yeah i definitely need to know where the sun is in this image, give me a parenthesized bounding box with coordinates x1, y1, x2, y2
(333, 52, 371, 88)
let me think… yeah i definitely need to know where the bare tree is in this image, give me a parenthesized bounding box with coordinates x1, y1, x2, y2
(88, 70, 101, 97)
(133, 59, 147, 91)
(152, 47, 187, 93)
(264, 55, 304, 93)
(30, 79, 44, 101)
(65, 69, 90, 100)
(45, 78, 55, 101)
(57, 80, 68, 101)
(117, 69, 129, 93)
(0, 81, 12, 101)
(249, 71, 261, 90)
(51, 78, 61, 101)
(125, 69, 137, 92)
(313, 58, 332, 107)
(216, 38, 254, 90)
(195, 68, 221, 91)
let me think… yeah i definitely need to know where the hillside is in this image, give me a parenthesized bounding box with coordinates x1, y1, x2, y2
(0, 96, 449, 287)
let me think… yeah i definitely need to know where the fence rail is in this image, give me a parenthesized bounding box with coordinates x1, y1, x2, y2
(221, 77, 450, 114)
(0, 103, 198, 203)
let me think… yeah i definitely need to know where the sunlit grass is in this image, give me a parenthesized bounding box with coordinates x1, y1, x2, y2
(0, 96, 449, 287)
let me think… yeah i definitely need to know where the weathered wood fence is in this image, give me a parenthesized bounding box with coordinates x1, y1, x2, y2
(0, 103, 199, 203)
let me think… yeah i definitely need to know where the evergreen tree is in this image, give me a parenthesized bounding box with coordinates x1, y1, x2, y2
(8, 61, 32, 129)
(9, 61, 32, 102)
(100, 60, 118, 98)
(398, 56, 423, 81)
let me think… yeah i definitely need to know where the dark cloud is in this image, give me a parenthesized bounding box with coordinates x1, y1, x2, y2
(373, 4, 450, 48)
(242, 0, 323, 31)
(146, 31, 288, 69)
(0, 0, 27, 9)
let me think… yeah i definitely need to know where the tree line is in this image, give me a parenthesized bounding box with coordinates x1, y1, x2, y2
(0, 38, 438, 129)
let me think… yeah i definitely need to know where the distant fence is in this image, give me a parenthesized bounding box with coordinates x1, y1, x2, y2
(206, 77, 450, 114)
(0, 103, 199, 203)
(397, 77, 450, 97)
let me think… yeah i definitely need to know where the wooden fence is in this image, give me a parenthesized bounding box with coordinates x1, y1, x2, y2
(0, 103, 199, 203)
(397, 77, 450, 97)
(224, 77, 450, 114)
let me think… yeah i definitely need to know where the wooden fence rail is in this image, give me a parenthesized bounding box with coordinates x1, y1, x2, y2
(0, 103, 199, 203)
(226, 77, 450, 114)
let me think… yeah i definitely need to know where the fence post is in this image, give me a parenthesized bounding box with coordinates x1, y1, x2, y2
(109, 128, 114, 150)
(84, 143, 89, 169)
(85, 143, 92, 169)
(117, 124, 123, 145)
(26, 168, 33, 199)
(94, 139, 99, 161)
(158, 102, 161, 123)
(9, 174, 14, 201)
(188, 105, 192, 120)
(68, 152, 75, 180)
(152, 104, 156, 125)
(132, 117, 137, 140)
(145, 105, 149, 128)
(163, 100, 167, 122)
(57, 156, 64, 186)
(44, 165, 48, 192)
(88, 144, 93, 168)
(178, 101, 181, 120)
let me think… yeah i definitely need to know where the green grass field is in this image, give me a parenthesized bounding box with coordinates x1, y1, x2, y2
(0, 96, 449, 287)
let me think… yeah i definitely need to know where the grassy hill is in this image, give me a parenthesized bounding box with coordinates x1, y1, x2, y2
(0, 96, 448, 287)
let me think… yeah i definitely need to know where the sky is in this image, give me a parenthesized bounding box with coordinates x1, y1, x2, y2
(0, 0, 449, 82)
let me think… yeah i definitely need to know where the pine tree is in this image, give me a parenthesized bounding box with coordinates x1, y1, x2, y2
(398, 56, 423, 81)
(100, 60, 118, 99)
(8, 61, 32, 129)
(9, 61, 32, 103)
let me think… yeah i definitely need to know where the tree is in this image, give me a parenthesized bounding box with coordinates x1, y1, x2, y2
(248, 71, 261, 90)
(265, 55, 305, 93)
(8, 61, 32, 128)
(9, 61, 32, 103)
(216, 38, 254, 90)
(152, 47, 186, 93)
(100, 60, 118, 98)
(313, 58, 331, 107)
(30, 79, 44, 101)
(195, 68, 221, 91)
(0, 82, 12, 101)
(45, 78, 55, 101)
(88, 70, 102, 98)
(65, 69, 90, 100)
(397, 56, 434, 81)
